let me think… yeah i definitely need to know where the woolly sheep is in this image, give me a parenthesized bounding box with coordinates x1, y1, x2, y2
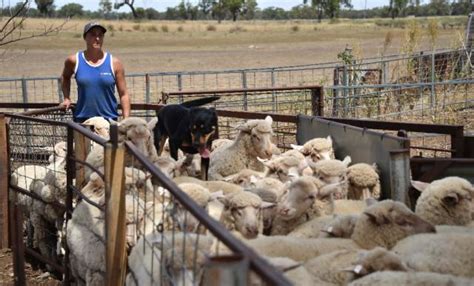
(348, 271, 473, 286)
(304, 247, 406, 285)
(223, 168, 265, 188)
(211, 138, 233, 152)
(173, 176, 243, 195)
(392, 233, 474, 277)
(291, 136, 335, 163)
(413, 176, 473, 226)
(82, 116, 110, 139)
(333, 198, 377, 215)
(244, 200, 435, 261)
(209, 116, 274, 180)
(288, 214, 359, 239)
(309, 157, 351, 199)
(347, 163, 380, 200)
(126, 232, 214, 286)
(218, 191, 274, 239)
(270, 176, 344, 235)
(260, 155, 305, 183)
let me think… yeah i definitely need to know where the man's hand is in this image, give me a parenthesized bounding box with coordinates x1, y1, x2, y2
(60, 98, 71, 110)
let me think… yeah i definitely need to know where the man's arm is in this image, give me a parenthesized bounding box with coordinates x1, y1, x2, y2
(60, 55, 76, 109)
(114, 57, 130, 118)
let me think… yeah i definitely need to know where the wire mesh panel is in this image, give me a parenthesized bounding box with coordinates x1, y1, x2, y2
(7, 110, 72, 278)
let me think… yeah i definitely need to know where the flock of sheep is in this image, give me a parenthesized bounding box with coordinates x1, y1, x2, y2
(9, 114, 474, 286)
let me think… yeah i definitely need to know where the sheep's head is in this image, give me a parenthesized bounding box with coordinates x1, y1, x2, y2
(219, 191, 274, 239)
(321, 214, 359, 238)
(344, 247, 408, 282)
(224, 169, 264, 188)
(173, 183, 218, 233)
(310, 157, 350, 199)
(347, 163, 380, 200)
(124, 167, 153, 194)
(291, 136, 334, 163)
(116, 117, 158, 155)
(413, 176, 473, 226)
(261, 156, 302, 183)
(277, 176, 342, 221)
(82, 116, 110, 139)
(237, 116, 274, 160)
(352, 200, 436, 249)
(153, 233, 213, 286)
(153, 157, 180, 179)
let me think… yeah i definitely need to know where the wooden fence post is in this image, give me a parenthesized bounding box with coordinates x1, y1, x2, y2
(0, 114, 10, 249)
(104, 123, 127, 286)
(73, 130, 90, 190)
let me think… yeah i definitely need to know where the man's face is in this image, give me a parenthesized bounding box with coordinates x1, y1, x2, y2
(84, 27, 105, 49)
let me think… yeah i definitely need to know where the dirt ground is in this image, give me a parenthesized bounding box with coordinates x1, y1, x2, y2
(0, 248, 61, 285)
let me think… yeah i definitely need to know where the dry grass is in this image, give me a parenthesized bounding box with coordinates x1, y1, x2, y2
(0, 17, 467, 77)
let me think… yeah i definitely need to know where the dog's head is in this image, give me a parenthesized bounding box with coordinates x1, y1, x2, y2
(189, 107, 217, 158)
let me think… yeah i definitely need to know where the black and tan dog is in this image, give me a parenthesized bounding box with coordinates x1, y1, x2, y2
(154, 96, 219, 178)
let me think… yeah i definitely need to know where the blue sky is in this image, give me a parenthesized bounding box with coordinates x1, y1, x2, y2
(3, 0, 408, 12)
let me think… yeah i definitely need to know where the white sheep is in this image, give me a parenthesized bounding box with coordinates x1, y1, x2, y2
(288, 214, 359, 239)
(126, 232, 214, 286)
(223, 168, 265, 188)
(209, 116, 274, 180)
(82, 116, 110, 139)
(211, 138, 233, 152)
(218, 191, 274, 239)
(348, 271, 473, 286)
(347, 163, 380, 200)
(291, 136, 335, 163)
(243, 200, 435, 262)
(392, 233, 474, 278)
(260, 155, 305, 183)
(413, 176, 473, 226)
(308, 157, 351, 199)
(270, 176, 344, 235)
(173, 176, 243, 195)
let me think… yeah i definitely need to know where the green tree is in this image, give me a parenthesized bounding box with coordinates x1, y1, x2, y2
(325, 0, 352, 19)
(199, 0, 214, 18)
(57, 3, 83, 17)
(35, 0, 55, 16)
(211, 0, 226, 23)
(242, 0, 258, 20)
(389, 0, 409, 18)
(145, 8, 160, 19)
(224, 0, 245, 21)
(114, 0, 138, 18)
(305, 0, 324, 22)
(99, 0, 113, 16)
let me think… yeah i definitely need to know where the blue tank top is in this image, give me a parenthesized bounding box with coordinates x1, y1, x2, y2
(74, 51, 118, 121)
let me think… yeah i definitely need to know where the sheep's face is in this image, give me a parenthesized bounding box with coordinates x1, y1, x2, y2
(292, 136, 334, 163)
(262, 157, 302, 183)
(356, 200, 436, 249)
(312, 159, 350, 200)
(117, 117, 158, 154)
(226, 170, 262, 188)
(219, 192, 273, 239)
(82, 116, 110, 139)
(238, 116, 274, 160)
(277, 178, 318, 221)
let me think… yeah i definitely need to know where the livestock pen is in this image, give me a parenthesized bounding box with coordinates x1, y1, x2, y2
(1, 95, 473, 284)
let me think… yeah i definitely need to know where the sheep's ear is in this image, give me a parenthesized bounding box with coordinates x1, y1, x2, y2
(209, 191, 225, 201)
(261, 201, 275, 209)
(217, 196, 228, 205)
(442, 192, 459, 206)
(341, 265, 368, 276)
(411, 180, 430, 192)
(270, 259, 301, 272)
(222, 174, 236, 182)
(264, 115, 273, 125)
(372, 163, 379, 173)
(236, 122, 251, 132)
(257, 157, 270, 165)
(342, 156, 352, 167)
(326, 136, 332, 145)
(148, 117, 158, 130)
(363, 209, 388, 226)
(290, 144, 304, 152)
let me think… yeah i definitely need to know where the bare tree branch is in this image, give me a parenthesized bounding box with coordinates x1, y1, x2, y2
(0, 1, 69, 48)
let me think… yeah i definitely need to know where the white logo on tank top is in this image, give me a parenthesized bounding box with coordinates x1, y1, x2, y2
(100, 72, 112, 76)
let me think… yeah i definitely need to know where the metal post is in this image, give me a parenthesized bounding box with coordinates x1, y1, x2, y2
(271, 69, 276, 112)
(57, 78, 63, 102)
(145, 74, 151, 117)
(389, 150, 411, 207)
(342, 65, 348, 117)
(311, 88, 324, 116)
(64, 125, 75, 285)
(242, 71, 248, 111)
(430, 53, 435, 108)
(21, 78, 28, 106)
(177, 73, 183, 103)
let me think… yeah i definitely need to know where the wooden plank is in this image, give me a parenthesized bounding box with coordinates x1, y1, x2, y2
(0, 114, 10, 249)
(104, 142, 127, 286)
(74, 130, 90, 189)
(9, 195, 25, 286)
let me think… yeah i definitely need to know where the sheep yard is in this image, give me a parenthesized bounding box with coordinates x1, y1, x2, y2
(1, 15, 474, 286)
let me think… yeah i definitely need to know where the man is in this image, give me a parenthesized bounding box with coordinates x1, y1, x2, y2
(60, 21, 130, 122)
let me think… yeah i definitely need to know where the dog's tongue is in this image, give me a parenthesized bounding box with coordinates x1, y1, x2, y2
(199, 147, 211, 158)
